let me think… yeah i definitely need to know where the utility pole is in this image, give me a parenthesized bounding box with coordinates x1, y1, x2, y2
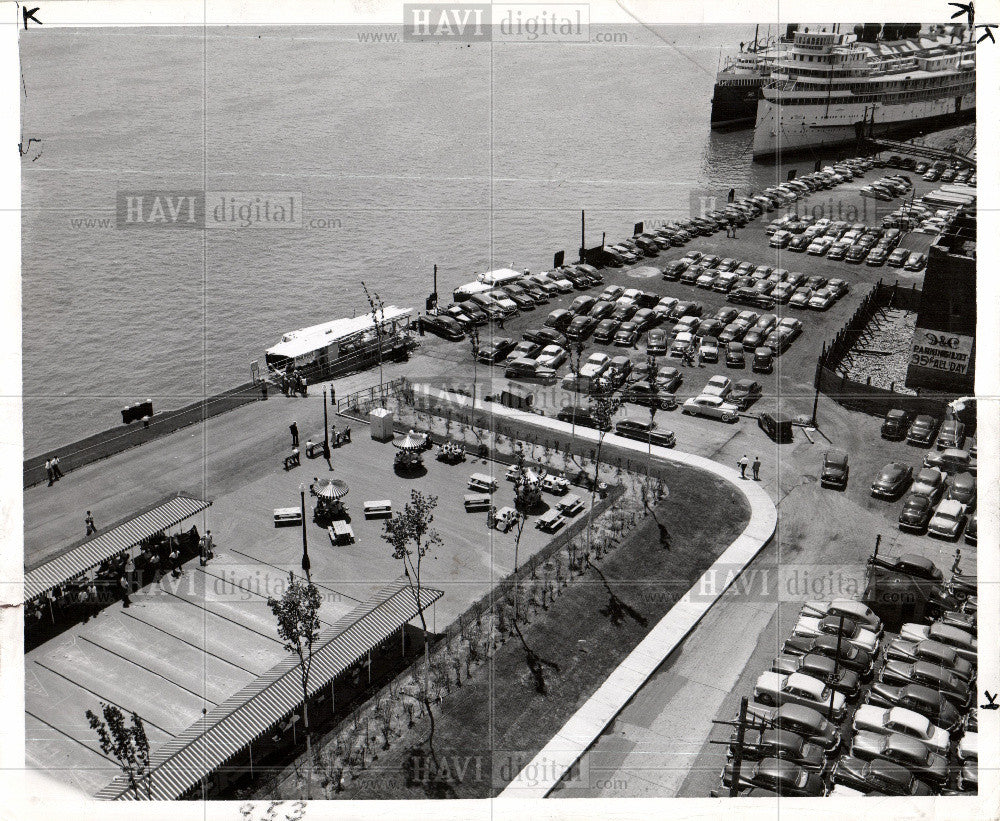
(731, 696, 749, 796)
(323, 387, 329, 448)
(828, 614, 845, 721)
(580, 209, 586, 263)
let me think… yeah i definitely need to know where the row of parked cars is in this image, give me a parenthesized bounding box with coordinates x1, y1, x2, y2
(719, 583, 979, 797)
(883, 154, 976, 188)
(665, 248, 850, 312)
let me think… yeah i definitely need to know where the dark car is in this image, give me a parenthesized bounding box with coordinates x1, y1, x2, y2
(725, 341, 746, 368)
(936, 419, 966, 450)
(655, 366, 683, 393)
(420, 314, 466, 341)
(477, 337, 516, 363)
(898, 494, 934, 533)
(442, 305, 477, 329)
(884, 638, 974, 682)
(592, 318, 620, 344)
(729, 379, 762, 410)
(728, 729, 827, 772)
(614, 418, 676, 448)
(907, 415, 939, 446)
(821, 449, 849, 489)
(565, 314, 598, 341)
(745, 704, 841, 753)
(871, 462, 913, 499)
(771, 653, 861, 698)
(556, 405, 604, 430)
(832, 756, 934, 796)
(613, 322, 640, 347)
(865, 683, 962, 732)
(881, 409, 912, 440)
(722, 758, 826, 797)
(662, 260, 686, 280)
(588, 300, 616, 320)
(633, 308, 658, 331)
(758, 411, 792, 443)
(523, 327, 567, 348)
(610, 303, 638, 323)
(752, 346, 774, 373)
(850, 732, 949, 787)
(545, 308, 573, 332)
(878, 661, 971, 708)
(782, 634, 874, 677)
(622, 379, 676, 411)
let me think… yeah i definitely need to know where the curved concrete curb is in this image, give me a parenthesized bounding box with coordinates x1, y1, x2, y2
(452, 403, 778, 799)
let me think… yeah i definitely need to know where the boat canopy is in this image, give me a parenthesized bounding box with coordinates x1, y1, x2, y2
(266, 306, 412, 362)
(477, 268, 523, 287)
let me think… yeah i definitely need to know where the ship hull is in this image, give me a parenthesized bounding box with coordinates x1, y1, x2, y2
(710, 82, 764, 130)
(752, 91, 976, 160)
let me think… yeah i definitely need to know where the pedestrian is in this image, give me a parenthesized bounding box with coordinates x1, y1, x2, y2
(738, 455, 749, 479)
(119, 575, 131, 608)
(290, 421, 299, 447)
(52, 456, 64, 480)
(45, 459, 54, 486)
(323, 438, 333, 471)
(85, 511, 97, 536)
(261, 380, 268, 400)
(952, 548, 962, 575)
(330, 387, 336, 406)
(148, 549, 161, 583)
(199, 530, 214, 566)
(169, 544, 182, 578)
(695, 345, 702, 368)
(87, 580, 99, 619)
(752, 456, 761, 481)
(204, 530, 214, 561)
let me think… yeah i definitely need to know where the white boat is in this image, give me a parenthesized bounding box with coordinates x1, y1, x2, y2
(753, 25, 975, 159)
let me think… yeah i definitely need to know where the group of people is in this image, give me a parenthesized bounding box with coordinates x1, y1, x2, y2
(737, 454, 762, 480)
(279, 369, 308, 397)
(43, 457, 65, 486)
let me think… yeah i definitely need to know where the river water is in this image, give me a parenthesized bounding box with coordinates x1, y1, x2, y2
(21, 24, 809, 455)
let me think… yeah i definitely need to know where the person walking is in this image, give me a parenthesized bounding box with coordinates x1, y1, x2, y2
(85, 511, 97, 536)
(169, 544, 182, 578)
(261, 380, 268, 400)
(737, 454, 749, 479)
(87, 580, 99, 619)
(204, 530, 214, 561)
(45, 459, 55, 486)
(119, 575, 131, 608)
(752, 456, 761, 481)
(290, 421, 299, 447)
(51, 456, 64, 480)
(322, 438, 333, 471)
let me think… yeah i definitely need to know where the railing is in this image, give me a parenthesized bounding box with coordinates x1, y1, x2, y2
(336, 377, 408, 417)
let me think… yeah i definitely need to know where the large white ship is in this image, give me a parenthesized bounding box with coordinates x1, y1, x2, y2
(752, 25, 975, 160)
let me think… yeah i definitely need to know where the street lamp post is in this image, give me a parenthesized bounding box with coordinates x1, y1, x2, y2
(299, 484, 311, 580)
(323, 387, 329, 448)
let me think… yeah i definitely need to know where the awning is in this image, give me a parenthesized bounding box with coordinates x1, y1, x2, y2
(95, 578, 443, 801)
(23, 493, 211, 602)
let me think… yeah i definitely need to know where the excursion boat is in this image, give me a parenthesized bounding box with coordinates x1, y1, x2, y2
(752, 24, 975, 160)
(711, 26, 791, 130)
(265, 306, 414, 383)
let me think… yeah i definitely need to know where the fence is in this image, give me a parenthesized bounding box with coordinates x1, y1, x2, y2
(336, 377, 409, 416)
(24, 382, 261, 489)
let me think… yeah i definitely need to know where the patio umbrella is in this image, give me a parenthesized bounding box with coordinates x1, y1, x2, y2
(316, 479, 350, 500)
(393, 430, 426, 451)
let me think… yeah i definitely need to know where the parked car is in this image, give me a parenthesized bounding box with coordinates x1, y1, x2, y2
(898, 494, 934, 533)
(744, 703, 841, 753)
(556, 405, 604, 430)
(655, 366, 682, 393)
(820, 449, 849, 489)
(946, 472, 976, 510)
(871, 462, 913, 499)
(792, 615, 879, 655)
(729, 379, 762, 410)
(646, 327, 668, 355)
(721, 758, 826, 797)
(904, 253, 927, 271)
(879, 661, 971, 708)
(799, 599, 882, 634)
(936, 420, 966, 450)
(923, 448, 976, 476)
(727, 728, 827, 771)
(622, 379, 676, 411)
(565, 314, 598, 341)
(910, 467, 946, 504)
(965, 510, 977, 544)
(770, 653, 860, 698)
(865, 683, 962, 732)
(881, 408, 912, 440)
(614, 418, 676, 448)
(504, 357, 555, 382)
(831, 756, 934, 796)
(907, 415, 939, 446)
(477, 337, 516, 363)
(699, 337, 720, 363)
(852, 705, 951, 756)
(898, 622, 976, 665)
(613, 322, 640, 347)
(927, 499, 967, 540)
(523, 327, 567, 348)
(534, 344, 567, 370)
(421, 314, 466, 341)
(579, 352, 612, 379)
(725, 341, 746, 368)
(849, 732, 948, 788)
(752, 346, 774, 373)
(682, 395, 739, 422)
(592, 318, 620, 344)
(702, 375, 733, 399)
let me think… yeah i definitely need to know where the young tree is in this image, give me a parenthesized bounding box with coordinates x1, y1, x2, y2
(85, 703, 151, 799)
(381, 490, 443, 761)
(267, 572, 323, 799)
(585, 388, 623, 560)
(468, 327, 483, 442)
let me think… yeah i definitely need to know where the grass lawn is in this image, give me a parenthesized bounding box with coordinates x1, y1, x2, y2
(332, 463, 751, 799)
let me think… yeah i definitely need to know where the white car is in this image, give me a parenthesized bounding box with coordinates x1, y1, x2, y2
(792, 616, 879, 654)
(654, 297, 679, 317)
(799, 599, 883, 635)
(808, 288, 836, 310)
(579, 352, 611, 379)
(699, 337, 720, 363)
(852, 705, 951, 756)
(541, 271, 575, 293)
(535, 344, 567, 370)
(958, 732, 977, 763)
(701, 375, 733, 399)
(927, 499, 966, 540)
(669, 331, 695, 359)
(681, 395, 740, 423)
(753, 671, 847, 721)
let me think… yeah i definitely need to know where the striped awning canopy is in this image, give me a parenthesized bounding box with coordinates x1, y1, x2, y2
(95, 578, 442, 801)
(23, 493, 211, 603)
